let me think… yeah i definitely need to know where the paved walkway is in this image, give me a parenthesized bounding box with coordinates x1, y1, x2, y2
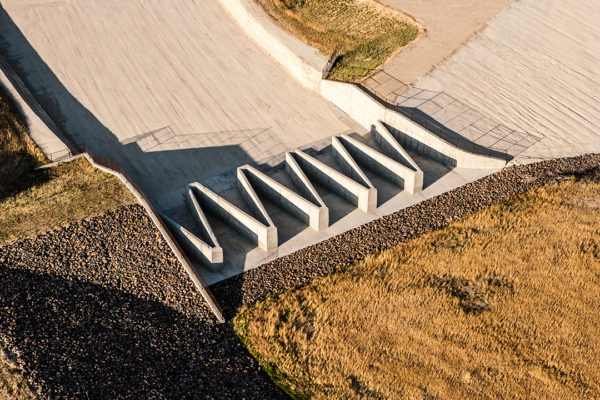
(0, 0, 351, 198)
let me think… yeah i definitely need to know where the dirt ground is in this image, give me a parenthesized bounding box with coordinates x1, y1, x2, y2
(377, 0, 514, 84)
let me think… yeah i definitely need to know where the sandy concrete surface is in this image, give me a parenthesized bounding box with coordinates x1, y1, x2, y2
(0, 0, 351, 197)
(419, 0, 600, 162)
(378, 0, 514, 84)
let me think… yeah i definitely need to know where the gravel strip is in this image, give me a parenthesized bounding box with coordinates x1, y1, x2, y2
(211, 154, 600, 317)
(0, 205, 287, 400)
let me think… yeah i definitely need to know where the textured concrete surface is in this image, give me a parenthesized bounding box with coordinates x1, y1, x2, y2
(418, 0, 600, 163)
(361, 71, 543, 159)
(378, 0, 514, 84)
(0, 0, 351, 198)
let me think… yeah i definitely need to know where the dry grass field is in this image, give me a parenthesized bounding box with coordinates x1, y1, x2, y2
(0, 89, 136, 245)
(235, 175, 600, 399)
(256, 0, 421, 81)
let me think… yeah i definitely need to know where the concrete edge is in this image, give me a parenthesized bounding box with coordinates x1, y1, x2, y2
(242, 164, 329, 231)
(293, 149, 377, 213)
(189, 182, 278, 252)
(217, 0, 322, 90)
(339, 134, 424, 194)
(319, 79, 507, 169)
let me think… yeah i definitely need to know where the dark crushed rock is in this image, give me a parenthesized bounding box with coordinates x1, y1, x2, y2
(0, 205, 287, 400)
(211, 154, 600, 317)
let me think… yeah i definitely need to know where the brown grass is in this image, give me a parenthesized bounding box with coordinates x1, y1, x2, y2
(0, 85, 47, 192)
(0, 86, 136, 245)
(256, 0, 421, 82)
(0, 157, 137, 244)
(0, 348, 36, 400)
(235, 176, 600, 399)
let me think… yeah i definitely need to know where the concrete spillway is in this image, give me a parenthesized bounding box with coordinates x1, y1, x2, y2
(160, 120, 498, 285)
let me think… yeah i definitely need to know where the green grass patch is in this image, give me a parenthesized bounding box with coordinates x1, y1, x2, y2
(256, 0, 421, 82)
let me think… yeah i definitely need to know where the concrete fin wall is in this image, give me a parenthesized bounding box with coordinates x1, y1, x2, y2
(189, 182, 277, 252)
(159, 213, 224, 270)
(337, 134, 424, 194)
(237, 168, 274, 228)
(241, 165, 329, 231)
(291, 150, 377, 213)
(331, 136, 373, 189)
(284, 152, 326, 208)
(372, 121, 420, 172)
(186, 188, 221, 248)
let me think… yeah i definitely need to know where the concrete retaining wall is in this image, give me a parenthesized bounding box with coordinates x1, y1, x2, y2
(217, 0, 322, 90)
(320, 79, 506, 169)
(292, 150, 377, 213)
(338, 134, 423, 194)
(241, 165, 328, 231)
(190, 182, 277, 252)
